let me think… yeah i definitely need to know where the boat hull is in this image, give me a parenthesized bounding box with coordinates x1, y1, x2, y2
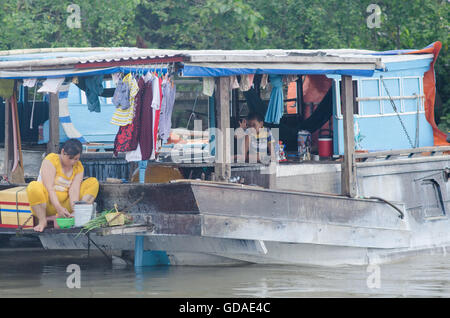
(14, 155, 450, 266)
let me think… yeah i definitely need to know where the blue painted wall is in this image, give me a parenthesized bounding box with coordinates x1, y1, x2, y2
(331, 57, 434, 154)
(67, 80, 118, 143)
(41, 81, 118, 144)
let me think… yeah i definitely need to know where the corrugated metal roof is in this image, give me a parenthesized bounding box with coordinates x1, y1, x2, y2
(0, 46, 436, 78)
(0, 47, 382, 68)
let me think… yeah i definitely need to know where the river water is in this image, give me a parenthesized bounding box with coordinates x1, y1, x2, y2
(1, 247, 450, 297)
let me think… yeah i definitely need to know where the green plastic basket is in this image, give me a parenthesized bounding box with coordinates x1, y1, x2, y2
(56, 218, 75, 229)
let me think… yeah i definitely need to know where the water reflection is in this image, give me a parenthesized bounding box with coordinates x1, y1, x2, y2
(1, 249, 450, 297)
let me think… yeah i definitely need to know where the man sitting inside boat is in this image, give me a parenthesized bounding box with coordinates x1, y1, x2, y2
(243, 112, 276, 164)
(26, 139, 99, 232)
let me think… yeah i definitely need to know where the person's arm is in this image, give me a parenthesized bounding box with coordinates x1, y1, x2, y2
(269, 140, 276, 163)
(69, 171, 83, 211)
(264, 129, 276, 165)
(235, 128, 245, 163)
(244, 134, 250, 163)
(40, 160, 71, 218)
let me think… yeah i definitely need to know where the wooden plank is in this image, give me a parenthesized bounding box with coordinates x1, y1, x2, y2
(296, 76, 303, 120)
(214, 76, 231, 181)
(356, 95, 424, 101)
(341, 75, 357, 197)
(187, 55, 381, 65)
(97, 224, 153, 236)
(47, 93, 59, 154)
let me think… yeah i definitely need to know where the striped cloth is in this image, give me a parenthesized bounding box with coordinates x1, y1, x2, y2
(58, 83, 86, 143)
(110, 73, 139, 126)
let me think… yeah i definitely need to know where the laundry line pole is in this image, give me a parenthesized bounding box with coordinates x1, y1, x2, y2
(214, 76, 231, 182)
(341, 75, 357, 198)
(3, 98, 11, 178)
(47, 92, 60, 154)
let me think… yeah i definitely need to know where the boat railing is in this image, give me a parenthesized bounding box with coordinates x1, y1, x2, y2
(354, 146, 450, 162)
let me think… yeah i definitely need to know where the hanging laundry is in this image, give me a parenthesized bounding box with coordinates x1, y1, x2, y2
(58, 84, 86, 143)
(114, 76, 150, 156)
(159, 78, 176, 143)
(133, 78, 154, 160)
(202, 77, 215, 96)
(139, 83, 154, 160)
(139, 78, 154, 160)
(125, 144, 142, 162)
(260, 74, 269, 89)
(113, 124, 134, 156)
(0, 79, 14, 99)
(283, 74, 298, 85)
(264, 75, 284, 124)
(110, 73, 139, 126)
(112, 78, 130, 110)
(23, 78, 37, 88)
(230, 75, 240, 89)
(127, 77, 145, 151)
(239, 74, 254, 92)
(151, 73, 161, 110)
(38, 77, 64, 94)
(115, 73, 156, 158)
(112, 72, 122, 85)
(76, 75, 104, 112)
(150, 76, 163, 160)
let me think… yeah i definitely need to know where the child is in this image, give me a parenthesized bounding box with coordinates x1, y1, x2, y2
(245, 112, 276, 164)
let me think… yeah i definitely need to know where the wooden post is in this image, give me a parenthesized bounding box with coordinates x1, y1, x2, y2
(296, 76, 303, 120)
(47, 93, 60, 154)
(341, 75, 357, 197)
(3, 98, 11, 178)
(214, 77, 231, 182)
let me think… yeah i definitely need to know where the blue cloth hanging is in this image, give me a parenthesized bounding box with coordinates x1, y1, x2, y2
(264, 75, 284, 124)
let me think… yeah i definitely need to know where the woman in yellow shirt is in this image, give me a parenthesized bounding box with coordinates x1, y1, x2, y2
(26, 139, 99, 232)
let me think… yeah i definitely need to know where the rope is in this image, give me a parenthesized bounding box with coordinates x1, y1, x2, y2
(186, 90, 201, 130)
(415, 93, 420, 148)
(380, 76, 414, 148)
(29, 84, 37, 129)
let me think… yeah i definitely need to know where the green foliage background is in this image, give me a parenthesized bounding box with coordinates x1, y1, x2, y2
(0, 0, 448, 130)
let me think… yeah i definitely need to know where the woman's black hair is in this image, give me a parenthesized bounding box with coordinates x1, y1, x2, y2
(61, 139, 82, 157)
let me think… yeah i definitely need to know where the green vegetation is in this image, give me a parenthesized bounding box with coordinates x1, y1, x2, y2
(0, 0, 448, 129)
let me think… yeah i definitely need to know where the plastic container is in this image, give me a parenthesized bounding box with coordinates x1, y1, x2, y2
(73, 202, 96, 227)
(56, 218, 74, 229)
(318, 129, 333, 158)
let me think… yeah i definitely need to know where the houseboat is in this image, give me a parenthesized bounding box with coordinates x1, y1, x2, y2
(0, 43, 448, 266)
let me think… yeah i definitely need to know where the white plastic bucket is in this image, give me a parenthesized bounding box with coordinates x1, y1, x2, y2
(73, 202, 95, 227)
